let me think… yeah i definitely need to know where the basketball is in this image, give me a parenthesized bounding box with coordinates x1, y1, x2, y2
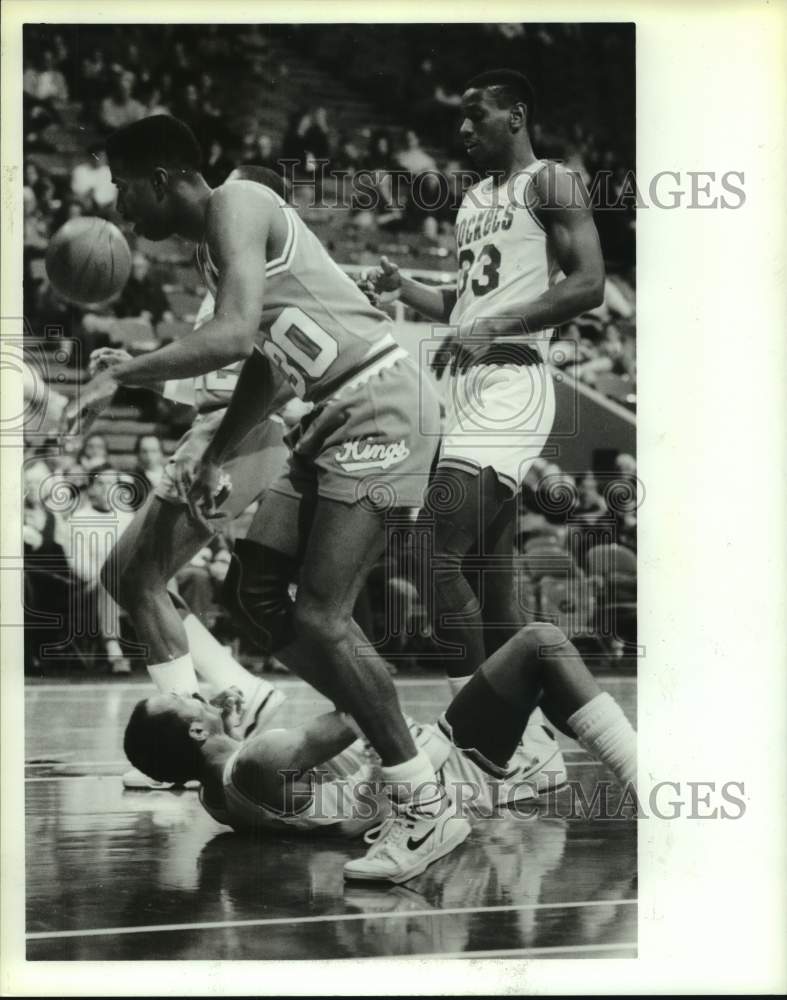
(45, 217, 132, 308)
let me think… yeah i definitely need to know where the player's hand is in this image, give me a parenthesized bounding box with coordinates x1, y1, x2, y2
(362, 255, 402, 295)
(88, 347, 132, 377)
(59, 370, 118, 440)
(186, 456, 232, 529)
(210, 686, 246, 740)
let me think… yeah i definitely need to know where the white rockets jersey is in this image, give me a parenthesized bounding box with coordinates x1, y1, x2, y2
(161, 292, 242, 412)
(450, 160, 561, 362)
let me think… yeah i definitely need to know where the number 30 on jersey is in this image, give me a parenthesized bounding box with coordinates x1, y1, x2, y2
(262, 306, 338, 397)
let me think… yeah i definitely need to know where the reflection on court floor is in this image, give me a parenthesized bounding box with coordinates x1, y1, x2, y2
(25, 676, 636, 961)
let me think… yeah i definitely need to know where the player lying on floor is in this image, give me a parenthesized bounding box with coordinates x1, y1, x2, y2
(124, 622, 636, 883)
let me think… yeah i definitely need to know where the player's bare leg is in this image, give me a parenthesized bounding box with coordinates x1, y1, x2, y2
(419, 464, 561, 796)
(418, 466, 505, 687)
(225, 489, 470, 881)
(103, 492, 282, 722)
(442, 623, 637, 793)
(290, 498, 419, 765)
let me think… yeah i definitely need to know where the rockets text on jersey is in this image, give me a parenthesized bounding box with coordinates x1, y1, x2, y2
(450, 161, 562, 360)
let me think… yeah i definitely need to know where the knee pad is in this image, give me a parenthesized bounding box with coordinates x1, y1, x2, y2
(433, 549, 473, 612)
(222, 539, 296, 653)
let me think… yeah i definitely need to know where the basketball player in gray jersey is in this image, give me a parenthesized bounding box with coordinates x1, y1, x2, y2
(66, 116, 467, 884)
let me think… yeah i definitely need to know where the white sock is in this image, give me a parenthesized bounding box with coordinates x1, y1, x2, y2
(381, 750, 443, 814)
(448, 675, 472, 699)
(182, 614, 270, 702)
(106, 639, 123, 659)
(568, 692, 637, 789)
(148, 654, 199, 695)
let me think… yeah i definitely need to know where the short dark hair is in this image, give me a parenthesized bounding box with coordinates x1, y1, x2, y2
(465, 69, 536, 124)
(230, 164, 291, 202)
(105, 115, 202, 175)
(123, 698, 202, 784)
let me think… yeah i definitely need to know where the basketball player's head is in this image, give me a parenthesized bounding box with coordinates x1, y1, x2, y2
(460, 69, 536, 170)
(105, 115, 204, 240)
(124, 693, 224, 783)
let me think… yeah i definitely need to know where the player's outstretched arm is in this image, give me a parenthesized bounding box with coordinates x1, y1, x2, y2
(101, 185, 271, 388)
(365, 255, 457, 323)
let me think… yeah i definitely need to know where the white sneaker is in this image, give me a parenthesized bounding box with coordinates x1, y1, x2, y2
(344, 796, 471, 884)
(122, 767, 199, 791)
(239, 682, 286, 740)
(496, 723, 568, 806)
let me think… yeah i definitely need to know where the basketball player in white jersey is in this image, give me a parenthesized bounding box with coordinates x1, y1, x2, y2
(65, 116, 468, 883)
(364, 69, 605, 791)
(123, 621, 636, 883)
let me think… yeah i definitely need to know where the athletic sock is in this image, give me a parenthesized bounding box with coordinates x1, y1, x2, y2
(148, 654, 199, 695)
(182, 613, 270, 702)
(380, 750, 444, 815)
(567, 692, 637, 788)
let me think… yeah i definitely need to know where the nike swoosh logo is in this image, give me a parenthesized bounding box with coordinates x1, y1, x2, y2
(407, 827, 436, 851)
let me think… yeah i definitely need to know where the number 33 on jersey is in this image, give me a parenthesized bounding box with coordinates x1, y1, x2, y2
(450, 161, 563, 354)
(195, 185, 397, 402)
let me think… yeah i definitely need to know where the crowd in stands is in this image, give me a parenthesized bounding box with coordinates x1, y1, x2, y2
(21, 23, 637, 676)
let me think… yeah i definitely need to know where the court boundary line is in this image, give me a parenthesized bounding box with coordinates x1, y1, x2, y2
(27, 897, 637, 941)
(365, 941, 638, 960)
(25, 758, 600, 780)
(25, 676, 635, 694)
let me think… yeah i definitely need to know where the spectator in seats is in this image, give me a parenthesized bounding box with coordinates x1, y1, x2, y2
(363, 129, 399, 172)
(198, 71, 223, 119)
(576, 474, 607, 522)
(408, 57, 461, 149)
(123, 41, 151, 89)
(23, 55, 60, 151)
(98, 71, 145, 132)
(112, 252, 174, 329)
(140, 83, 171, 117)
(71, 146, 117, 212)
(33, 173, 63, 224)
(396, 129, 437, 177)
(23, 187, 49, 258)
(175, 82, 215, 149)
(133, 433, 166, 497)
(242, 133, 280, 174)
(80, 46, 110, 95)
(281, 109, 312, 175)
(304, 106, 332, 165)
(76, 433, 110, 472)
(170, 39, 194, 89)
(334, 131, 363, 173)
(24, 460, 73, 673)
(567, 323, 635, 389)
(24, 160, 41, 191)
(203, 138, 235, 187)
(396, 130, 442, 237)
(33, 48, 70, 105)
(51, 32, 70, 71)
(61, 465, 135, 674)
